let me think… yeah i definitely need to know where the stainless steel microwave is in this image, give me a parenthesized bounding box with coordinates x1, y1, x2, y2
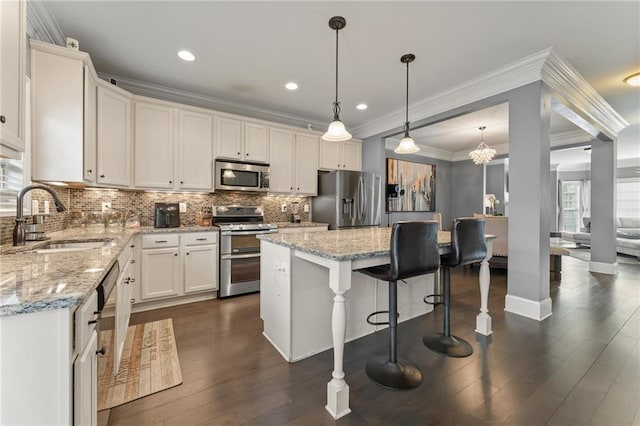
(215, 161, 270, 192)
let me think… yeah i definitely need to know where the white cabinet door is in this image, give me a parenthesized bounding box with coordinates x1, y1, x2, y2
(178, 109, 214, 190)
(294, 133, 318, 195)
(31, 47, 84, 182)
(216, 117, 243, 160)
(318, 139, 342, 170)
(74, 330, 97, 426)
(83, 66, 97, 182)
(140, 248, 180, 299)
(268, 128, 295, 193)
(184, 244, 218, 293)
(133, 101, 174, 188)
(342, 140, 362, 171)
(244, 122, 269, 163)
(114, 261, 133, 374)
(97, 85, 132, 187)
(0, 0, 26, 152)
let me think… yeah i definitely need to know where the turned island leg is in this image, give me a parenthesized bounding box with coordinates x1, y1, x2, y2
(476, 239, 493, 336)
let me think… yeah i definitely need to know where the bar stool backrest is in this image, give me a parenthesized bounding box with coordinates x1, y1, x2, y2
(390, 221, 441, 281)
(450, 218, 487, 266)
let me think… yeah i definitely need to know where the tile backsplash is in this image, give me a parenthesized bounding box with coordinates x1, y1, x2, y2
(0, 185, 310, 245)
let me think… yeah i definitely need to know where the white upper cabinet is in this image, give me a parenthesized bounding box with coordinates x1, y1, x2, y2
(216, 117, 268, 163)
(133, 100, 174, 188)
(178, 108, 214, 190)
(133, 97, 214, 191)
(31, 41, 97, 183)
(318, 139, 362, 171)
(97, 84, 132, 187)
(0, 0, 26, 153)
(268, 128, 318, 195)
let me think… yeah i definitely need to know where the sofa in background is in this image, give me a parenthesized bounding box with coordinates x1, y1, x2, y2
(561, 216, 640, 259)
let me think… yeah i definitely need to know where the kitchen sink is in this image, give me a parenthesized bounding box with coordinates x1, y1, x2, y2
(33, 239, 114, 253)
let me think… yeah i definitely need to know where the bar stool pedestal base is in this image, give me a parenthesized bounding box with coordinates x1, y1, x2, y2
(365, 355, 422, 390)
(423, 333, 473, 358)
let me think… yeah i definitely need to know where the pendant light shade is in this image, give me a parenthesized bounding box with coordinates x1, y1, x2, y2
(394, 54, 419, 154)
(469, 126, 497, 165)
(322, 16, 352, 142)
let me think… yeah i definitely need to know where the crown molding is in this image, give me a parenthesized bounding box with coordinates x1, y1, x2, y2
(542, 50, 628, 140)
(352, 49, 552, 140)
(26, 1, 65, 45)
(550, 129, 594, 147)
(353, 48, 628, 142)
(98, 73, 326, 131)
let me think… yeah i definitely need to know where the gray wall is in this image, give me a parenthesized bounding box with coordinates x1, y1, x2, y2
(486, 163, 506, 214)
(451, 160, 484, 219)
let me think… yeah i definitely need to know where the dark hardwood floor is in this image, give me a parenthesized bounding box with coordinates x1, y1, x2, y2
(105, 256, 640, 425)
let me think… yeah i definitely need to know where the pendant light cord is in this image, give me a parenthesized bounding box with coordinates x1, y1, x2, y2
(404, 60, 410, 136)
(333, 26, 340, 120)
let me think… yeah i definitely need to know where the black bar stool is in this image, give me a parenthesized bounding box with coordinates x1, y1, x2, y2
(423, 218, 487, 358)
(357, 221, 440, 390)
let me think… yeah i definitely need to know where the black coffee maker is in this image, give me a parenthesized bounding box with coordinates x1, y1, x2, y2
(154, 203, 180, 228)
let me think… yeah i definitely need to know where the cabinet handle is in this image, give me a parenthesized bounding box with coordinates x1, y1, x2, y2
(96, 347, 107, 356)
(130, 244, 135, 248)
(88, 319, 99, 325)
(131, 298, 136, 304)
(155, 240, 168, 243)
(100, 174, 105, 178)
(124, 277, 130, 284)
(130, 259, 136, 264)
(87, 169, 92, 173)
(196, 238, 207, 241)
(0, 115, 5, 124)
(129, 278, 136, 283)
(174, 253, 178, 257)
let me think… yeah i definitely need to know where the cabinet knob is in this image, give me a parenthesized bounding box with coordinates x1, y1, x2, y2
(290, 187, 293, 190)
(0, 115, 5, 124)
(96, 347, 107, 356)
(87, 169, 92, 173)
(130, 244, 135, 248)
(186, 252, 190, 255)
(180, 181, 184, 184)
(174, 253, 178, 257)
(245, 153, 249, 156)
(237, 152, 241, 155)
(131, 298, 136, 304)
(100, 174, 105, 178)
(169, 180, 173, 184)
(130, 259, 136, 264)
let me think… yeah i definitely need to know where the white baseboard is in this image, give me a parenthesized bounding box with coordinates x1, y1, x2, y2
(589, 261, 619, 275)
(504, 295, 553, 321)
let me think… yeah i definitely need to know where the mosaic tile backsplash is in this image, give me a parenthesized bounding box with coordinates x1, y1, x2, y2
(0, 185, 310, 245)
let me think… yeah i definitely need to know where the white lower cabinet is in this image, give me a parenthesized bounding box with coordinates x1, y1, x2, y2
(139, 232, 218, 303)
(74, 330, 98, 426)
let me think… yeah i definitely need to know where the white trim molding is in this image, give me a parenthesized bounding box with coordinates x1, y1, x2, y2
(504, 294, 553, 321)
(26, 1, 65, 45)
(589, 261, 619, 275)
(353, 48, 628, 142)
(98, 73, 326, 131)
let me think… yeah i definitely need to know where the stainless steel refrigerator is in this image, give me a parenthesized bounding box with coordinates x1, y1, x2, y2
(312, 170, 382, 229)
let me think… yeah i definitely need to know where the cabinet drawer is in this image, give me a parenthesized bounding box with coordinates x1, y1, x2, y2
(183, 232, 218, 246)
(141, 234, 179, 249)
(75, 290, 98, 351)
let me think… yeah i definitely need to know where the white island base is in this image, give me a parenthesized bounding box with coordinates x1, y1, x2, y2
(260, 241, 437, 363)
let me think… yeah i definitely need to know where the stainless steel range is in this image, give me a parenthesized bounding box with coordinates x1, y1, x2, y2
(213, 205, 278, 297)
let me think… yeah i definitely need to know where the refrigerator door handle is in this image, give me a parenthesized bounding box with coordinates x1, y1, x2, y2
(360, 176, 367, 221)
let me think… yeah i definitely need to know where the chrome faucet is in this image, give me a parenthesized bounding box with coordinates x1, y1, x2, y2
(13, 184, 67, 246)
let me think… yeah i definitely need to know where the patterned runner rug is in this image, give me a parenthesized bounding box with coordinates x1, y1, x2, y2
(97, 318, 182, 410)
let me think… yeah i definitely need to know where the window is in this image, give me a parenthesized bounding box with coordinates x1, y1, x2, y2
(0, 158, 24, 215)
(561, 181, 581, 232)
(617, 178, 640, 217)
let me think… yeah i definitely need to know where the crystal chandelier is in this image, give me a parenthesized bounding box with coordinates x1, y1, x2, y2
(469, 126, 496, 165)
(322, 16, 352, 142)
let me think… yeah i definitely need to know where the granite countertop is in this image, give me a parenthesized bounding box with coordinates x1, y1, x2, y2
(0, 225, 219, 317)
(274, 222, 329, 229)
(258, 227, 454, 261)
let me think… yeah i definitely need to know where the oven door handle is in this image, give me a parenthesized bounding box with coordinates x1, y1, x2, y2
(220, 230, 277, 236)
(221, 253, 262, 260)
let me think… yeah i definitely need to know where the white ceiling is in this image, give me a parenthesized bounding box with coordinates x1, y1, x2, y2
(45, 1, 639, 158)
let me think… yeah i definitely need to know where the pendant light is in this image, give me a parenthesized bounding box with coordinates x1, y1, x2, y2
(322, 16, 352, 142)
(469, 126, 497, 165)
(394, 54, 420, 154)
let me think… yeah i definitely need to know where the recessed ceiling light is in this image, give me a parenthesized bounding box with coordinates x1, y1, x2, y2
(285, 82, 298, 90)
(356, 103, 368, 110)
(178, 50, 195, 62)
(623, 72, 640, 86)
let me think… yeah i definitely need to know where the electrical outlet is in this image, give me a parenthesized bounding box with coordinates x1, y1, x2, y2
(44, 201, 50, 214)
(303, 204, 309, 213)
(179, 202, 187, 213)
(281, 204, 288, 213)
(101, 202, 111, 213)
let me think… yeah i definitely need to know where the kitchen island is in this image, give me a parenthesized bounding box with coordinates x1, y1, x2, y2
(258, 227, 494, 420)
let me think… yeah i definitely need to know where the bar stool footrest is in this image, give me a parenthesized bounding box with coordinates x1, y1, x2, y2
(366, 310, 399, 326)
(423, 332, 473, 358)
(423, 294, 443, 306)
(365, 355, 422, 390)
